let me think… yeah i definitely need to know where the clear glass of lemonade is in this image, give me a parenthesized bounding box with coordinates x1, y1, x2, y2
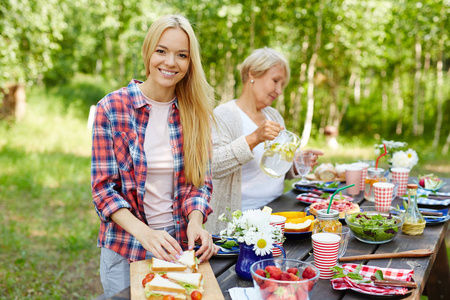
(260, 130, 301, 178)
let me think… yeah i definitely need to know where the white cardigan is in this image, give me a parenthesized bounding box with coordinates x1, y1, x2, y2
(205, 100, 294, 234)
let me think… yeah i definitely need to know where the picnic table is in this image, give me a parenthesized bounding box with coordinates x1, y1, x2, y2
(107, 177, 449, 299)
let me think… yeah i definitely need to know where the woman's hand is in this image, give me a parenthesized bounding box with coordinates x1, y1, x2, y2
(110, 208, 183, 261)
(137, 228, 184, 262)
(187, 210, 219, 261)
(304, 149, 324, 167)
(246, 120, 284, 151)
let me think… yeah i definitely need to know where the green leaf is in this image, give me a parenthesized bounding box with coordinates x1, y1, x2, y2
(374, 270, 384, 280)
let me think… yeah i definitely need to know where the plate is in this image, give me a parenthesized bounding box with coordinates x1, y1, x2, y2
(346, 280, 415, 298)
(210, 235, 239, 257)
(292, 181, 340, 193)
(399, 206, 450, 226)
(284, 230, 312, 240)
(414, 180, 446, 192)
(306, 173, 346, 182)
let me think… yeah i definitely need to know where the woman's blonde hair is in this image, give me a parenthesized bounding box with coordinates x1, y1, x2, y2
(142, 15, 214, 187)
(240, 47, 291, 88)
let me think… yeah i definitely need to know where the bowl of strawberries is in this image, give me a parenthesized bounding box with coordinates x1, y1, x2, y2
(250, 258, 320, 300)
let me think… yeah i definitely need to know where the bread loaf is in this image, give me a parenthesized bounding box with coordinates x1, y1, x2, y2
(314, 163, 337, 181)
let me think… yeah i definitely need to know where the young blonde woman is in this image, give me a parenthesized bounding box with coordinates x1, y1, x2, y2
(91, 15, 218, 297)
(206, 48, 323, 234)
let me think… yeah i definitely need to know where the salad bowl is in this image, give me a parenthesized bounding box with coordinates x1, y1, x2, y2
(345, 206, 405, 244)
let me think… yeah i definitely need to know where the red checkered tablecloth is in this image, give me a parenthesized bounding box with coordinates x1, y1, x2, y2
(297, 193, 353, 204)
(331, 264, 414, 295)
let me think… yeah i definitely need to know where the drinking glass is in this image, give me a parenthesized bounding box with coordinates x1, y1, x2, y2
(323, 226, 350, 259)
(294, 151, 313, 184)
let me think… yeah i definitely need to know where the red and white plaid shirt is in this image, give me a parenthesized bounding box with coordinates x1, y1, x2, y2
(91, 79, 213, 262)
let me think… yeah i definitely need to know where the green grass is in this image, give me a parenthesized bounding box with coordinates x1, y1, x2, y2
(1, 74, 449, 298)
(0, 75, 114, 299)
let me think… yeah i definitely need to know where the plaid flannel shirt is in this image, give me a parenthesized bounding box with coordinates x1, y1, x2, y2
(91, 79, 213, 262)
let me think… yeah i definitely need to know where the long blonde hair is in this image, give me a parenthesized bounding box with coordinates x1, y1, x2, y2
(142, 15, 214, 187)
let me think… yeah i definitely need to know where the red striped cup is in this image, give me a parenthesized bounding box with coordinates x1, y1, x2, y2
(312, 233, 341, 279)
(270, 215, 286, 257)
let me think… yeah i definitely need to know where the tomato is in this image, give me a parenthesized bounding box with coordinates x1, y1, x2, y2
(142, 273, 155, 287)
(191, 290, 202, 300)
(162, 296, 175, 300)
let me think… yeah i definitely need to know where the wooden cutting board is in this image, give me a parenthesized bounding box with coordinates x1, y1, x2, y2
(130, 259, 225, 300)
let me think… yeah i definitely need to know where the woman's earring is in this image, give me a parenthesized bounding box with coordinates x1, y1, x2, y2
(251, 80, 254, 84)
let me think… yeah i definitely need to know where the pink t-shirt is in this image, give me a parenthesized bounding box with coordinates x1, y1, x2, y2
(142, 93, 175, 229)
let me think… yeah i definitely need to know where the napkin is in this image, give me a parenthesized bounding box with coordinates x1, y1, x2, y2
(229, 287, 260, 300)
(297, 193, 353, 204)
(402, 188, 450, 206)
(331, 264, 414, 295)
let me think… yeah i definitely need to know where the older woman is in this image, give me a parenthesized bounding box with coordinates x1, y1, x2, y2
(206, 48, 322, 234)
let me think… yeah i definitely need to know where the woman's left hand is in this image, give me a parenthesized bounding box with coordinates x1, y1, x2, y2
(304, 149, 324, 167)
(187, 210, 219, 261)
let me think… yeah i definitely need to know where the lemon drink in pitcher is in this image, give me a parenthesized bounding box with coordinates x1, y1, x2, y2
(260, 130, 301, 178)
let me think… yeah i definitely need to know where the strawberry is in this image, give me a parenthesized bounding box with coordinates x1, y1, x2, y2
(289, 273, 301, 281)
(302, 266, 317, 279)
(265, 265, 282, 280)
(287, 267, 298, 275)
(296, 287, 308, 300)
(260, 280, 278, 293)
(255, 268, 266, 277)
(280, 271, 292, 281)
(298, 279, 315, 291)
(254, 268, 266, 285)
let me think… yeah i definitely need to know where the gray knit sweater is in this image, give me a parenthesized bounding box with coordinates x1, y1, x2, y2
(205, 100, 288, 234)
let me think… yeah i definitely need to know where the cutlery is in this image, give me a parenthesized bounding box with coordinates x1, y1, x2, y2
(339, 249, 433, 262)
(370, 276, 417, 288)
(399, 209, 443, 216)
(426, 195, 450, 200)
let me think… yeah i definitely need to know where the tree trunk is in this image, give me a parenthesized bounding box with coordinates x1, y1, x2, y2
(301, 0, 323, 148)
(393, 68, 403, 135)
(294, 39, 309, 135)
(432, 46, 444, 148)
(413, 37, 422, 136)
(432, 4, 446, 148)
(442, 130, 450, 155)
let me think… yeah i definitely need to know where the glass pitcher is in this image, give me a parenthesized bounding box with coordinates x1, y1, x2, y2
(260, 130, 301, 178)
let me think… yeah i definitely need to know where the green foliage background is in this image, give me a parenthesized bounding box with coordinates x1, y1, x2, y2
(1, 0, 450, 142)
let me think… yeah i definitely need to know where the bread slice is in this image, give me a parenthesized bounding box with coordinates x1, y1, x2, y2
(166, 272, 203, 288)
(147, 275, 186, 294)
(151, 258, 187, 272)
(144, 284, 186, 300)
(177, 250, 198, 272)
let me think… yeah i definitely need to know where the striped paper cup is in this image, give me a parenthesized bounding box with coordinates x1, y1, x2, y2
(270, 215, 286, 257)
(312, 233, 341, 279)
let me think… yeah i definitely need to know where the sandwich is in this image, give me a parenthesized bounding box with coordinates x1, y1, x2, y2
(144, 274, 187, 299)
(177, 250, 199, 273)
(166, 272, 204, 293)
(151, 258, 187, 272)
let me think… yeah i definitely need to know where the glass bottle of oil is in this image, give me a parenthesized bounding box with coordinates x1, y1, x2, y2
(312, 209, 342, 234)
(402, 184, 425, 235)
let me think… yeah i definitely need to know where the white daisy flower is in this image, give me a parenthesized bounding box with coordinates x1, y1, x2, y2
(405, 148, 418, 167)
(252, 232, 273, 256)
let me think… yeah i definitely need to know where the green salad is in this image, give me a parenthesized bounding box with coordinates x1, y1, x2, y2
(347, 212, 402, 242)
